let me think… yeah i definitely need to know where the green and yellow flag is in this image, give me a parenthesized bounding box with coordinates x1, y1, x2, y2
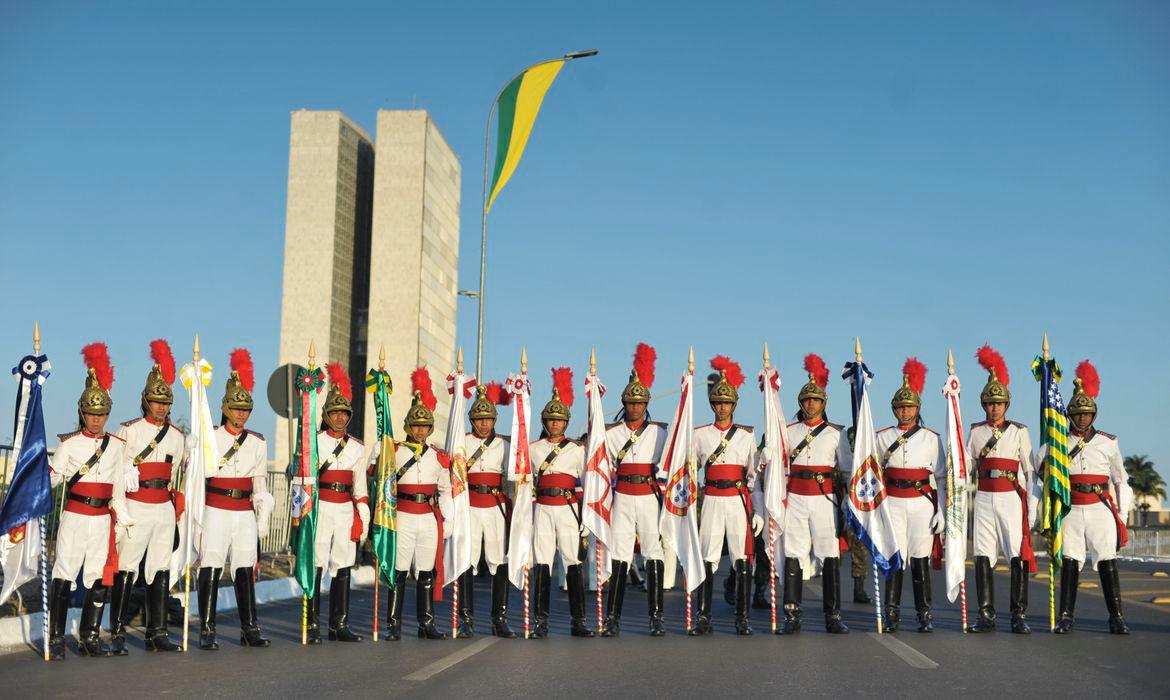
(486, 60, 566, 212)
(366, 369, 397, 587)
(1033, 355, 1072, 563)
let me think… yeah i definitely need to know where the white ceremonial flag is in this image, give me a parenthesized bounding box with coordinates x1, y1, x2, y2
(505, 372, 535, 589)
(657, 372, 705, 592)
(758, 364, 791, 564)
(942, 370, 970, 602)
(443, 371, 476, 585)
(582, 373, 613, 582)
(172, 358, 215, 579)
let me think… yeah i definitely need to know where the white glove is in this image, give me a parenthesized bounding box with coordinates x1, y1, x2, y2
(124, 465, 140, 493)
(357, 502, 371, 543)
(1026, 493, 1039, 531)
(751, 513, 765, 537)
(113, 507, 137, 540)
(253, 491, 275, 534)
(930, 510, 944, 535)
(443, 521, 453, 539)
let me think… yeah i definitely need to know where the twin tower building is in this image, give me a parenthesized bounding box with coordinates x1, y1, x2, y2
(277, 110, 461, 466)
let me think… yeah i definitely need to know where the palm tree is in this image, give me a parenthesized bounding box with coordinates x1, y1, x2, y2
(1125, 454, 1167, 527)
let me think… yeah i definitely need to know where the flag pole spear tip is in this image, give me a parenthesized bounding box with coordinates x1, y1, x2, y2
(589, 348, 596, 376)
(378, 343, 386, 371)
(947, 348, 954, 375)
(193, 335, 200, 361)
(457, 346, 464, 374)
(763, 342, 770, 369)
(308, 339, 316, 369)
(33, 321, 40, 353)
(1043, 333, 1049, 360)
(855, 337, 863, 362)
(688, 346, 694, 375)
(521, 347, 528, 374)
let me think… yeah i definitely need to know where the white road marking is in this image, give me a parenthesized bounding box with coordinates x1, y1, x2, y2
(869, 632, 939, 669)
(403, 637, 501, 681)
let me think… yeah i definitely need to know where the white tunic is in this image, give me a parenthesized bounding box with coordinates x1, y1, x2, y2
(50, 429, 126, 588)
(530, 437, 585, 567)
(314, 430, 368, 575)
(605, 419, 667, 563)
(465, 431, 511, 574)
(693, 422, 758, 564)
(389, 441, 453, 573)
(201, 425, 268, 572)
(1047, 429, 1132, 569)
(966, 420, 1036, 563)
(782, 420, 850, 569)
(875, 424, 946, 561)
(116, 417, 186, 583)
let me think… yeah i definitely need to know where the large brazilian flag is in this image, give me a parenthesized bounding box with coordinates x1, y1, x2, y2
(366, 369, 398, 587)
(486, 60, 566, 212)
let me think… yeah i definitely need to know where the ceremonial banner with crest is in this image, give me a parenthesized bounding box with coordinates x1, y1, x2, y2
(657, 372, 704, 592)
(172, 357, 215, 581)
(366, 369, 397, 587)
(443, 371, 475, 585)
(505, 372, 534, 589)
(583, 373, 613, 582)
(290, 366, 324, 598)
(758, 365, 790, 564)
(941, 368, 969, 602)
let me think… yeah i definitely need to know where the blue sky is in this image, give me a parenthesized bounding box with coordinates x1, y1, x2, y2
(2, 2, 1167, 484)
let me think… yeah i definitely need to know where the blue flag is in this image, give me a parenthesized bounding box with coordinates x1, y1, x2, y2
(0, 354, 52, 532)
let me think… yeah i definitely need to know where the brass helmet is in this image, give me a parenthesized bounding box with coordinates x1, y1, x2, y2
(404, 367, 436, 429)
(798, 353, 829, 402)
(222, 348, 255, 412)
(891, 357, 926, 409)
(1067, 360, 1099, 416)
(142, 339, 175, 406)
(542, 367, 574, 422)
(621, 343, 656, 403)
(468, 385, 497, 420)
(621, 370, 650, 403)
(79, 343, 115, 415)
(323, 362, 353, 415)
(976, 345, 1010, 404)
(708, 355, 743, 404)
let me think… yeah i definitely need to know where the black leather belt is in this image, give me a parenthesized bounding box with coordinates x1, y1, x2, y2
(206, 485, 252, 499)
(706, 478, 745, 489)
(791, 470, 833, 483)
(321, 482, 354, 494)
(67, 493, 111, 508)
(982, 469, 1017, 481)
(469, 483, 501, 495)
(140, 478, 171, 490)
(397, 492, 436, 504)
(617, 474, 656, 485)
(1071, 482, 1104, 494)
(537, 487, 576, 499)
(887, 478, 929, 489)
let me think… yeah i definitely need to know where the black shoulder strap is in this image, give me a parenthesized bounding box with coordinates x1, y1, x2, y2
(67, 434, 111, 492)
(466, 433, 497, 469)
(789, 423, 828, 461)
(218, 430, 248, 467)
(975, 423, 1006, 469)
(1068, 429, 1095, 461)
(534, 438, 571, 487)
(395, 443, 428, 481)
(614, 421, 651, 464)
(703, 425, 739, 470)
(132, 421, 171, 466)
(318, 435, 349, 475)
(880, 424, 922, 468)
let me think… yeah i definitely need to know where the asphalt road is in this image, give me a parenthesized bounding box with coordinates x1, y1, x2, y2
(3, 557, 1168, 699)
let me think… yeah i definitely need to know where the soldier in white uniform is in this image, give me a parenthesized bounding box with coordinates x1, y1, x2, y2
(383, 369, 452, 641)
(966, 345, 1037, 634)
(529, 368, 594, 638)
(305, 362, 368, 644)
(1052, 361, 1131, 635)
(780, 353, 851, 635)
(47, 344, 128, 659)
(602, 345, 668, 637)
(875, 359, 946, 633)
(198, 349, 274, 649)
(110, 340, 186, 654)
(456, 383, 515, 638)
(690, 356, 763, 637)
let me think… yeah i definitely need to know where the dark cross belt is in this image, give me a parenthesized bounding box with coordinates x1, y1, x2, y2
(132, 421, 171, 466)
(466, 433, 496, 469)
(881, 424, 921, 467)
(395, 443, 428, 482)
(66, 434, 111, 492)
(318, 434, 349, 476)
(789, 423, 828, 461)
(1068, 430, 1095, 461)
(218, 430, 249, 467)
(703, 425, 739, 471)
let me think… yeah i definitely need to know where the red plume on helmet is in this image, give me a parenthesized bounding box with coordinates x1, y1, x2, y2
(149, 339, 175, 385)
(803, 353, 828, 389)
(551, 367, 574, 407)
(486, 381, 511, 406)
(411, 366, 437, 410)
(1076, 360, 1100, 399)
(975, 345, 1009, 386)
(81, 343, 115, 391)
(709, 355, 745, 388)
(903, 357, 927, 395)
(633, 343, 657, 389)
(230, 348, 255, 392)
(326, 362, 352, 401)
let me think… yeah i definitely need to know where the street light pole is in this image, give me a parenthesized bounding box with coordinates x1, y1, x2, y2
(473, 49, 599, 379)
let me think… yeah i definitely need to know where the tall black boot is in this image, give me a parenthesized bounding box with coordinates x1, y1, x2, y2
(823, 558, 849, 634)
(753, 535, 771, 609)
(305, 568, 322, 645)
(779, 558, 802, 635)
(197, 567, 221, 650)
(417, 570, 448, 639)
(234, 568, 271, 647)
(385, 570, 406, 641)
(48, 578, 71, 660)
(646, 559, 665, 637)
(910, 557, 933, 633)
(78, 583, 112, 657)
(329, 567, 363, 642)
(490, 567, 516, 638)
(1009, 557, 1031, 634)
(968, 556, 996, 632)
(601, 560, 628, 637)
(145, 571, 180, 651)
(853, 575, 872, 604)
(532, 564, 551, 639)
(883, 566, 903, 633)
(108, 571, 133, 656)
(734, 559, 753, 635)
(456, 569, 475, 638)
(1054, 559, 1079, 634)
(567, 564, 596, 637)
(1099, 560, 1129, 634)
(723, 561, 736, 606)
(688, 562, 715, 636)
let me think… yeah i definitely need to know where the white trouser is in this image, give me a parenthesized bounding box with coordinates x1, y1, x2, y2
(699, 495, 748, 564)
(1061, 502, 1119, 569)
(118, 499, 176, 584)
(972, 490, 1023, 563)
(53, 511, 110, 589)
(610, 493, 664, 563)
(469, 505, 507, 575)
(534, 504, 581, 567)
(395, 510, 438, 573)
(201, 506, 259, 572)
(315, 500, 358, 576)
(885, 495, 935, 561)
(782, 492, 840, 571)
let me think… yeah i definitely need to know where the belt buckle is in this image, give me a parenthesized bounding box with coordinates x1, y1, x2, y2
(1092, 484, 1102, 494)
(1006, 471, 1016, 482)
(815, 474, 824, 484)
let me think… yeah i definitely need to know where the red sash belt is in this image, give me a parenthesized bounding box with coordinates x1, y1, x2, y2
(395, 483, 444, 599)
(885, 467, 933, 499)
(468, 472, 504, 508)
(787, 465, 834, 496)
(207, 477, 254, 511)
(536, 473, 578, 505)
(977, 457, 1020, 493)
(319, 470, 354, 504)
(128, 462, 172, 504)
(1070, 474, 1129, 548)
(616, 463, 656, 496)
(703, 464, 746, 496)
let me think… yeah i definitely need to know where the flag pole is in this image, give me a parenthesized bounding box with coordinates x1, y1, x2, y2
(520, 347, 531, 640)
(685, 347, 694, 632)
(589, 349, 604, 633)
(947, 349, 968, 634)
(856, 338, 883, 634)
(763, 342, 778, 634)
(183, 335, 201, 652)
(32, 322, 49, 661)
(374, 343, 384, 642)
(1043, 333, 1055, 633)
(302, 340, 316, 646)
(452, 349, 464, 640)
